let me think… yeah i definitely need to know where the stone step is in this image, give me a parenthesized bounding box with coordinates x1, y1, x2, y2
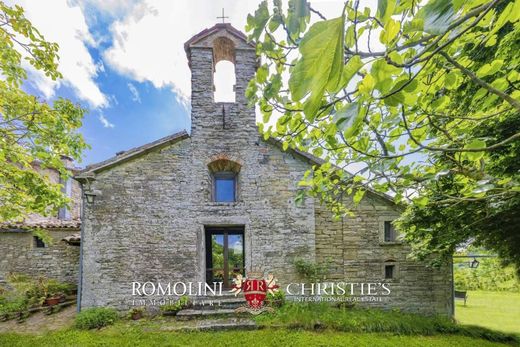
(176, 308, 241, 320)
(159, 318, 258, 331)
(194, 318, 257, 331)
(191, 297, 246, 310)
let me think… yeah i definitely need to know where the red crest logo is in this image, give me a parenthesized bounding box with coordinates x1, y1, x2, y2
(230, 271, 279, 314)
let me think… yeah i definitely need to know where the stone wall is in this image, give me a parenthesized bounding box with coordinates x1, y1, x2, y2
(0, 158, 82, 284)
(314, 195, 453, 315)
(22, 160, 82, 225)
(80, 139, 317, 310)
(78, 24, 452, 316)
(0, 229, 80, 283)
(79, 26, 316, 310)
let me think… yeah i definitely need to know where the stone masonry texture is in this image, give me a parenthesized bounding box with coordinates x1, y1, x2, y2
(0, 161, 81, 284)
(78, 24, 452, 315)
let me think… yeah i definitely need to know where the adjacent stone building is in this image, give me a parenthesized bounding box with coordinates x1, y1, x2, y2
(75, 24, 453, 315)
(0, 157, 81, 284)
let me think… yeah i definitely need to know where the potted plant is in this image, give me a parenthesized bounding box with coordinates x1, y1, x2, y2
(160, 295, 191, 316)
(43, 280, 67, 306)
(129, 307, 145, 320)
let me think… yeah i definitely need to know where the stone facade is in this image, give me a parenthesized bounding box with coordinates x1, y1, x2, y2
(0, 229, 80, 283)
(0, 159, 81, 284)
(315, 196, 452, 315)
(76, 24, 452, 315)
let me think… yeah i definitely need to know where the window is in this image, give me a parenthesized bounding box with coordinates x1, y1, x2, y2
(58, 176, 72, 220)
(214, 60, 236, 102)
(213, 172, 236, 202)
(213, 37, 236, 102)
(385, 265, 395, 279)
(34, 236, 45, 248)
(384, 221, 396, 242)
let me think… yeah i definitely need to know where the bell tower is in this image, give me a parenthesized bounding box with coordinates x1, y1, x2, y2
(184, 23, 257, 142)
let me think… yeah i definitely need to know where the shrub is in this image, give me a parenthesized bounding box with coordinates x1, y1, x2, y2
(454, 259, 520, 292)
(266, 290, 286, 308)
(75, 307, 119, 330)
(6, 274, 73, 307)
(0, 298, 28, 321)
(293, 259, 331, 282)
(160, 295, 191, 313)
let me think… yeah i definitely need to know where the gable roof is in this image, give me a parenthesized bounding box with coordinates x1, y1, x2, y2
(76, 130, 395, 205)
(184, 23, 252, 52)
(76, 130, 189, 179)
(184, 23, 255, 67)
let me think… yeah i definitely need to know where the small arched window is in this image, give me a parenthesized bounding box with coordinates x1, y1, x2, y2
(214, 61, 236, 102)
(212, 37, 236, 102)
(208, 158, 241, 202)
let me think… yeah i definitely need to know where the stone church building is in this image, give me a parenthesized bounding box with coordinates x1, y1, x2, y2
(0, 23, 452, 316)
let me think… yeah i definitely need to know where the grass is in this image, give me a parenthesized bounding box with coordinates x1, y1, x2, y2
(254, 302, 519, 344)
(456, 291, 520, 335)
(0, 294, 518, 346)
(0, 327, 514, 347)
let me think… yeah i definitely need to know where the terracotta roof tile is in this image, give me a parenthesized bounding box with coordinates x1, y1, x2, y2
(0, 220, 81, 231)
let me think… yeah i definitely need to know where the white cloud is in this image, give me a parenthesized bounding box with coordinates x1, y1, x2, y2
(127, 82, 141, 103)
(7, 0, 108, 108)
(75, 0, 141, 18)
(98, 114, 115, 128)
(102, 0, 260, 108)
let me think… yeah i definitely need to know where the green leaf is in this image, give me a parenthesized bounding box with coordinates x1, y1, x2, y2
(338, 56, 363, 91)
(289, 15, 345, 119)
(380, 19, 401, 44)
(287, 0, 310, 35)
(353, 189, 365, 204)
(417, 0, 455, 34)
(476, 60, 504, 78)
(247, 1, 269, 40)
(257, 64, 269, 83)
(414, 196, 429, 207)
(334, 102, 361, 138)
(464, 139, 486, 161)
(377, 0, 396, 24)
(345, 25, 355, 48)
(358, 74, 375, 96)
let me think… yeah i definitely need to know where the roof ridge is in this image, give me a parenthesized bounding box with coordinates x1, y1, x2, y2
(77, 130, 189, 177)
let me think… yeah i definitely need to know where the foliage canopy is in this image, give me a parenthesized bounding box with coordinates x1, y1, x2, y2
(246, 0, 520, 270)
(0, 2, 88, 222)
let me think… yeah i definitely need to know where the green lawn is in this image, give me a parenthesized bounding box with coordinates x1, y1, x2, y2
(0, 328, 514, 347)
(456, 291, 520, 335)
(0, 296, 518, 347)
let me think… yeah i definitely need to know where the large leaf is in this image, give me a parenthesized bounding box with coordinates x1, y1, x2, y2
(338, 55, 363, 91)
(289, 16, 345, 120)
(464, 139, 486, 161)
(417, 0, 455, 34)
(333, 102, 361, 138)
(287, 0, 310, 35)
(377, 0, 397, 24)
(247, 1, 269, 40)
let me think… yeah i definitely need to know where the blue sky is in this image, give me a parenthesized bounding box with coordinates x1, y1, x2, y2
(12, 0, 265, 165)
(11, 0, 350, 166)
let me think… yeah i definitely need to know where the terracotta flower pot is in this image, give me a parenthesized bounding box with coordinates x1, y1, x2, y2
(44, 296, 61, 306)
(131, 312, 143, 320)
